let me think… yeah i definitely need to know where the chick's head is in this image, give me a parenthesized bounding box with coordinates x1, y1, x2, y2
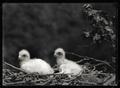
(54, 48, 65, 58)
(18, 49, 30, 61)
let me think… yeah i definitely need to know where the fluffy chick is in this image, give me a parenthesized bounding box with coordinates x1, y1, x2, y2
(54, 48, 83, 76)
(18, 49, 54, 75)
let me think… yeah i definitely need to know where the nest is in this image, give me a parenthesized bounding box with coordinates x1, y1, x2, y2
(3, 52, 116, 86)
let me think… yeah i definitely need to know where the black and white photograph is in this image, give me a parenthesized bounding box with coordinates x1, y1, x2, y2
(2, 3, 118, 86)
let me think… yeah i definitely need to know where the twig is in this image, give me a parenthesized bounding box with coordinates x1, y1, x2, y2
(34, 79, 52, 86)
(103, 75, 115, 86)
(94, 63, 104, 67)
(91, 63, 104, 72)
(3, 81, 26, 86)
(79, 81, 97, 85)
(67, 52, 114, 71)
(103, 74, 116, 86)
(3, 61, 27, 74)
(70, 80, 97, 85)
(66, 52, 84, 59)
(88, 57, 113, 69)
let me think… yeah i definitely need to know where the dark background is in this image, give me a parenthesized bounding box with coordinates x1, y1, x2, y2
(2, 3, 117, 67)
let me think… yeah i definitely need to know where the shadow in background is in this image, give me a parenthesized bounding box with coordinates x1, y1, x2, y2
(2, 3, 117, 67)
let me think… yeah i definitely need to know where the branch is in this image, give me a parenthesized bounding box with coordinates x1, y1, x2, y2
(33, 79, 51, 85)
(67, 52, 114, 71)
(3, 61, 27, 74)
(3, 80, 26, 86)
(103, 74, 116, 86)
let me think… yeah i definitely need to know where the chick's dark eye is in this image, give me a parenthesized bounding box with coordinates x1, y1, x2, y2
(57, 52, 63, 55)
(22, 54, 27, 57)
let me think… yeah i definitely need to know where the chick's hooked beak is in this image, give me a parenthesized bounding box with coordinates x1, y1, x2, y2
(54, 52, 57, 57)
(18, 55, 21, 59)
(18, 55, 22, 61)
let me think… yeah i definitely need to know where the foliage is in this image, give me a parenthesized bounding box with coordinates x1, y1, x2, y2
(82, 4, 116, 48)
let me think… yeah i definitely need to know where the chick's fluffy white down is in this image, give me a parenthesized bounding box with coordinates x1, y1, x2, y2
(59, 59, 83, 75)
(21, 59, 54, 75)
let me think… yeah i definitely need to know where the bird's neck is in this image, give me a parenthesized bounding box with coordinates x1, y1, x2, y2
(19, 58, 30, 66)
(57, 56, 66, 66)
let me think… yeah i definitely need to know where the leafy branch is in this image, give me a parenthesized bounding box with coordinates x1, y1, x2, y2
(82, 4, 116, 48)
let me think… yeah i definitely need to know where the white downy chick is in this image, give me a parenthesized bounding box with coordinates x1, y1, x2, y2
(54, 48, 83, 76)
(18, 49, 54, 75)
